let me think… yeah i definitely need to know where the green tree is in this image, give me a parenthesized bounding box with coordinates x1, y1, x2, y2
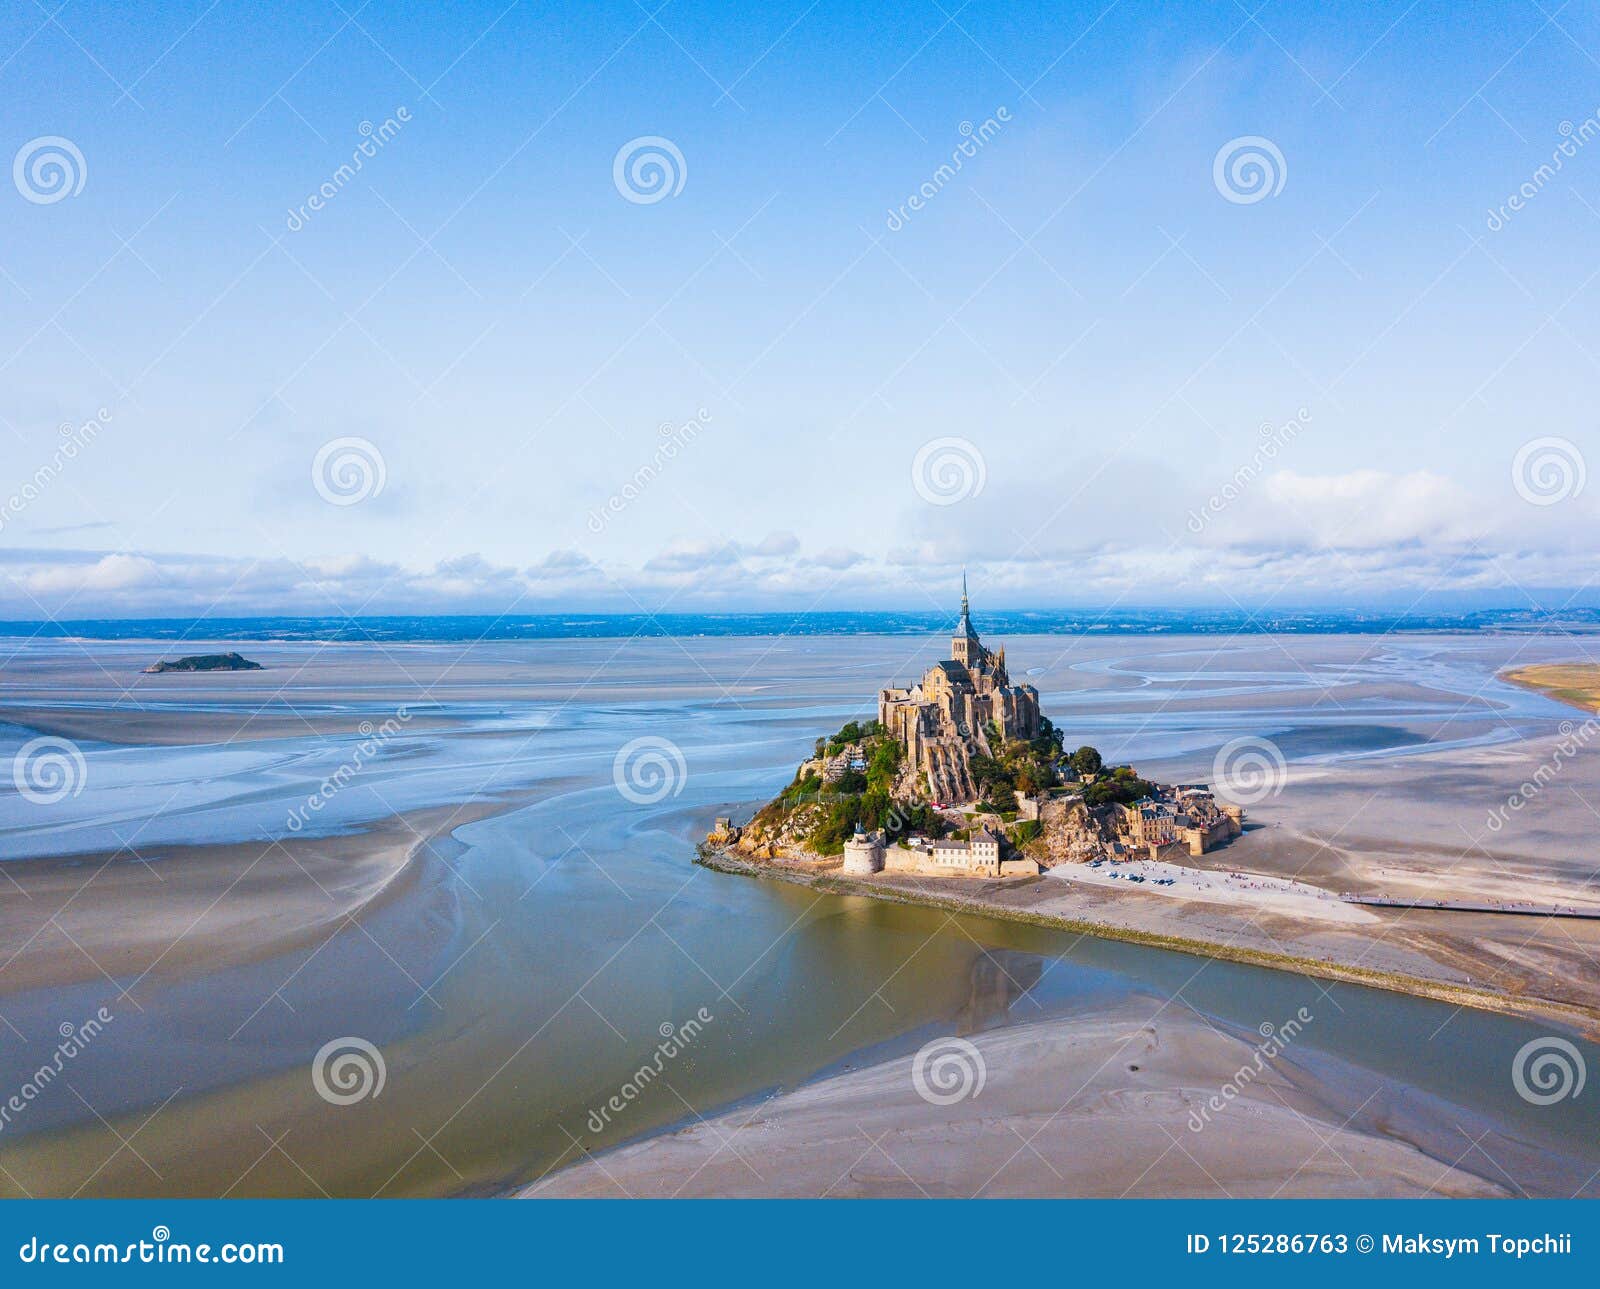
(1082, 768, 1153, 807)
(833, 769, 868, 794)
(1069, 745, 1103, 777)
(866, 739, 902, 794)
(780, 772, 823, 802)
(1032, 716, 1065, 757)
(827, 720, 864, 753)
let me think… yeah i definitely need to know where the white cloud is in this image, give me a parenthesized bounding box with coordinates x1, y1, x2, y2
(529, 549, 598, 576)
(23, 553, 162, 594)
(1250, 469, 1483, 549)
(642, 539, 743, 573)
(4, 466, 1599, 622)
(752, 531, 799, 557)
(811, 546, 864, 569)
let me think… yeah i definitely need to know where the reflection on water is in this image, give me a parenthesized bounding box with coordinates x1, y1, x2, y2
(957, 951, 1045, 1034)
(0, 634, 1597, 1196)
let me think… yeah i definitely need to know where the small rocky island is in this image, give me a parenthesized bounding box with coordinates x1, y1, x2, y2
(705, 581, 1242, 882)
(143, 651, 264, 674)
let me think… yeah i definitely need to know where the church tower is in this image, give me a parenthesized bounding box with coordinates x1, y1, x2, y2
(878, 569, 1044, 804)
(951, 571, 980, 665)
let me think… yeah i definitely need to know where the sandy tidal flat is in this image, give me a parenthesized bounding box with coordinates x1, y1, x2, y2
(4, 632, 1600, 1198)
(527, 1005, 1505, 1199)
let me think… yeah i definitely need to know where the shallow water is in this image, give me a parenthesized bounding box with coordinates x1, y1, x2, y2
(0, 633, 1596, 1196)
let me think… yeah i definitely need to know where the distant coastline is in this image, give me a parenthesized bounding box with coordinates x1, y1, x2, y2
(3, 606, 1600, 642)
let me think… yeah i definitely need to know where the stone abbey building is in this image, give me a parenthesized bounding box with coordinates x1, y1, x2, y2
(878, 578, 1042, 803)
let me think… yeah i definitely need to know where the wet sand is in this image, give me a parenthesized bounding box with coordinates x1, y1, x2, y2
(0, 803, 491, 998)
(2, 633, 1599, 1198)
(526, 1004, 1506, 1199)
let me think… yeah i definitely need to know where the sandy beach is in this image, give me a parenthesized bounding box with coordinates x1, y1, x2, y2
(1045, 856, 1379, 924)
(526, 1003, 1512, 1198)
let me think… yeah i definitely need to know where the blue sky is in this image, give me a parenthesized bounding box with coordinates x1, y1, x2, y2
(2, 0, 1599, 617)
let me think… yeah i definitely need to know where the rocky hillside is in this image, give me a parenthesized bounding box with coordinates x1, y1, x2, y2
(727, 716, 1168, 866)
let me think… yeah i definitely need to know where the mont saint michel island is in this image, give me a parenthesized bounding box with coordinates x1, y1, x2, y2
(707, 578, 1241, 879)
(702, 583, 1600, 1038)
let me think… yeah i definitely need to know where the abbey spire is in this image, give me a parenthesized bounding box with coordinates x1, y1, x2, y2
(880, 575, 1041, 803)
(953, 569, 979, 639)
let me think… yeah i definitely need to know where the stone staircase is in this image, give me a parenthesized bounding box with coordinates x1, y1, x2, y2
(923, 740, 976, 803)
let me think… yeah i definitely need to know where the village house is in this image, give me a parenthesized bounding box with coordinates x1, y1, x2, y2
(1121, 787, 1245, 858)
(926, 827, 1003, 875)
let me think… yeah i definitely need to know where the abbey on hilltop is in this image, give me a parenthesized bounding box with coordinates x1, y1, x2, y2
(707, 575, 1247, 876)
(878, 576, 1042, 803)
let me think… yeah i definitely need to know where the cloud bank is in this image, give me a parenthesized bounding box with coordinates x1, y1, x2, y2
(2, 465, 1596, 620)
